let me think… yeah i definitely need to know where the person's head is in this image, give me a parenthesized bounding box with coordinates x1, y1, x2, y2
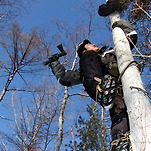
(77, 39, 99, 57)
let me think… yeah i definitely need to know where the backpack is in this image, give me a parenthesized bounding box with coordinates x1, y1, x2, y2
(100, 49, 119, 77)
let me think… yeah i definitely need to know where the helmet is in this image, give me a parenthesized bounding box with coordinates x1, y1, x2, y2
(77, 39, 91, 57)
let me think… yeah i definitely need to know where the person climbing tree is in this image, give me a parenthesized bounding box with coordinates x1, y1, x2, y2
(99, 1, 151, 151)
(48, 1, 137, 150)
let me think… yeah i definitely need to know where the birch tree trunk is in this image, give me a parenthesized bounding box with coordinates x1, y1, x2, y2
(108, 11, 151, 151)
(54, 86, 68, 151)
(54, 48, 79, 151)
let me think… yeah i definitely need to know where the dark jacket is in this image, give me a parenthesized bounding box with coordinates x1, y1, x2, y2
(79, 51, 105, 100)
(50, 50, 117, 100)
(50, 61, 82, 86)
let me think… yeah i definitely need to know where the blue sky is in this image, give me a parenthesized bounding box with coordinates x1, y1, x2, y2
(18, 0, 111, 44)
(0, 0, 126, 150)
(0, 0, 150, 150)
(19, 0, 89, 30)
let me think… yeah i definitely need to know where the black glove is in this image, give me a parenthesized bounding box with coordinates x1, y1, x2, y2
(43, 53, 59, 66)
(49, 54, 59, 62)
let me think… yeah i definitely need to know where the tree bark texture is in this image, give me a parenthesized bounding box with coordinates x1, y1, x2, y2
(109, 12, 151, 151)
(54, 86, 68, 151)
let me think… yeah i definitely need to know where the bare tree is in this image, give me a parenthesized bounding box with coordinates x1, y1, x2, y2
(0, 82, 61, 151)
(0, 0, 150, 151)
(0, 0, 38, 30)
(0, 22, 44, 102)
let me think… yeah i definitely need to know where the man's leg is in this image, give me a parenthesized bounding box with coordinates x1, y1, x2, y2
(112, 19, 137, 49)
(109, 93, 130, 151)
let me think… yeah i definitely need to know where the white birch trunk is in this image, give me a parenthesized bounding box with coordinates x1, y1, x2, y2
(54, 86, 68, 151)
(54, 48, 78, 151)
(108, 12, 151, 151)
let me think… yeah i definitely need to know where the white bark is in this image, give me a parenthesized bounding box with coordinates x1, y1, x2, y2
(109, 12, 151, 151)
(54, 86, 68, 151)
(54, 47, 78, 151)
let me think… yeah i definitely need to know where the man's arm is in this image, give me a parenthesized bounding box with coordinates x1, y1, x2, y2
(50, 61, 82, 86)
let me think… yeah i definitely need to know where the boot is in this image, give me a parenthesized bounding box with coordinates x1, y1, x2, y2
(98, 0, 120, 17)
